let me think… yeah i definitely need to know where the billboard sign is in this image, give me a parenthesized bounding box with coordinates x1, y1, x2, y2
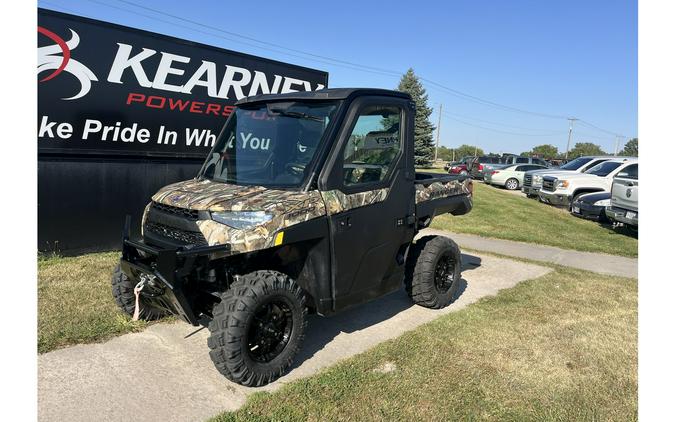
(38, 9, 329, 158)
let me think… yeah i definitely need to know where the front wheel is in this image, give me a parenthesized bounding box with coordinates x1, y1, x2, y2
(405, 236, 462, 309)
(207, 270, 307, 387)
(505, 178, 519, 190)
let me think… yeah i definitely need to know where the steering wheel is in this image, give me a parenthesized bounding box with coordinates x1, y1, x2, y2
(284, 162, 306, 176)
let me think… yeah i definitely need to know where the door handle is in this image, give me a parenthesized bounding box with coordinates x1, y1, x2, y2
(626, 182, 634, 187)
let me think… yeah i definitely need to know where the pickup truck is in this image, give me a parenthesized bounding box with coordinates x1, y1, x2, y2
(606, 162, 638, 227)
(522, 156, 619, 198)
(114, 88, 473, 387)
(538, 157, 637, 208)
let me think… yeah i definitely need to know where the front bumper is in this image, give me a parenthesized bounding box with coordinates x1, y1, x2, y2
(538, 190, 572, 207)
(606, 206, 638, 227)
(120, 218, 231, 325)
(522, 185, 540, 196)
(571, 201, 605, 221)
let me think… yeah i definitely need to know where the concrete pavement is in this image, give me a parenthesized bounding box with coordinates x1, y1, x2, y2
(38, 253, 550, 422)
(421, 228, 638, 278)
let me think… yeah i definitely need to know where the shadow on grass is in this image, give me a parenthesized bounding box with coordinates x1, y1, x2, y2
(290, 253, 479, 370)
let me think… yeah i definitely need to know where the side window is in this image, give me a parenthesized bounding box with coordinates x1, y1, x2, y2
(619, 164, 638, 179)
(514, 165, 526, 172)
(343, 105, 402, 187)
(516, 157, 529, 163)
(533, 158, 545, 165)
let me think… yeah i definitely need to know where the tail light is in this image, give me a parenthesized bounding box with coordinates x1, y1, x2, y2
(478, 164, 484, 171)
(490, 170, 499, 175)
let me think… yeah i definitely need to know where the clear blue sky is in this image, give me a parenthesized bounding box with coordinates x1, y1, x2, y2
(38, 0, 637, 155)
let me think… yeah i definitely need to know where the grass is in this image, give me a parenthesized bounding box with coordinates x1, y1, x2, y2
(211, 267, 637, 421)
(37, 252, 165, 353)
(432, 182, 638, 257)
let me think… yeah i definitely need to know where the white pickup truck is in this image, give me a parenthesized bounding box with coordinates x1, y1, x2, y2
(538, 157, 637, 208)
(606, 162, 638, 227)
(521, 156, 618, 198)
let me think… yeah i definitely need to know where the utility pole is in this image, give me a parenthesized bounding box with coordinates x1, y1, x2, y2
(614, 135, 623, 156)
(434, 103, 442, 162)
(565, 118, 578, 160)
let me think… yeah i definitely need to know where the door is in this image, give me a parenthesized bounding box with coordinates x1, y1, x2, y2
(611, 163, 638, 211)
(320, 96, 415, 311)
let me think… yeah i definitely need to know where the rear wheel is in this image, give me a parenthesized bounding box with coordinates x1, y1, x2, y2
(505, 178, 519, 190)
(405, 236, 462, 309)
(207, 270, 307, 386)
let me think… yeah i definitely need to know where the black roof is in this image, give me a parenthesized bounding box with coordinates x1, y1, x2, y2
(236, 88, 411, 106)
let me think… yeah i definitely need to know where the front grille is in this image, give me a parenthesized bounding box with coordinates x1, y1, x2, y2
(144, 221, 207, 245)
(524, 174, 532, 187)
(542, 177, 556, 192)
(152, 201, 199, 220)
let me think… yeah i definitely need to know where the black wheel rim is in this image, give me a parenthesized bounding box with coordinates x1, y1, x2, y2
(434, 252, 456, 293)
(247, 299, 293, 363)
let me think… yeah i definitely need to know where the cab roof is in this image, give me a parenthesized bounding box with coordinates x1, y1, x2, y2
(236, 88, 412, 106)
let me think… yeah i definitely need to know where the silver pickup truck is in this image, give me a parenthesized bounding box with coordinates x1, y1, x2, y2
(606, 162, 638, 227)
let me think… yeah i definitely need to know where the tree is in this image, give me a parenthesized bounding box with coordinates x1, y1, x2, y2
(452, 144, 484, 159)
(530, 144, 559, 159)
(436, 146, 454, 161)
(568, 142, 605, 159)
(620, 138, 638, 156)
(395, 68, 435, 166)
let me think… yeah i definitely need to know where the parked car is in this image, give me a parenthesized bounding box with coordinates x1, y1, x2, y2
(444, 156, 474, 174)
(484, 164, 548, 190)
(538, 158, 637, 208)
(468, 156, 502, 179)
(606, 162, 638, 228)
(482, 156, 550, 177)
(570, 191, 611, 222)
(521, 156, 619, 198)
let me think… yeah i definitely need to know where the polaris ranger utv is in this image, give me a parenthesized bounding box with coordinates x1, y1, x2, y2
(114, 88, 473, 386)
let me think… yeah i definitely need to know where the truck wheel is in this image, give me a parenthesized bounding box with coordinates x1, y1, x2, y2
(505, 178, 519, 190)
(207, 270, 307, 387)
(405, 236, 462, 309)
(111, 263, 168, 321)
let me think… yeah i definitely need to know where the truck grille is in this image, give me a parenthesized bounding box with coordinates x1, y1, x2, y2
(144, 221, 207, 245)
(542, 177, 556, 192)
(152, 202, 199, 220)
(524, 174, 533, 187)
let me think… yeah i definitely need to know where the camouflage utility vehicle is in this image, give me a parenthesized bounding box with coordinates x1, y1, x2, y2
(114, 88, 473, 386)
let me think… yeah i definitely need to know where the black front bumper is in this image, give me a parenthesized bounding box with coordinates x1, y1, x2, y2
(120, 220, 231, 325)
(570, 201, 605, 221)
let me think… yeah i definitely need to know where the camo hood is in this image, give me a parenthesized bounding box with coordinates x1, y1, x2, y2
(150, 179, 327, 252)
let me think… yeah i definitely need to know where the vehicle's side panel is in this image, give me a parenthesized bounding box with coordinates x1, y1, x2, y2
(611, 164, 638, 212)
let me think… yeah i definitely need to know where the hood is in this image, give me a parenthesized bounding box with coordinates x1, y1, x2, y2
(576, 191, 611, 204)
(526, 169, 571, 176)
(152, 179, 321, 213)
(150, 179, 328, 252)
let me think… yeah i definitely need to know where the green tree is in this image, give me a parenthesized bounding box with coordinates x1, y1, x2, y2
(395, 68, 435, 166)
(436, 146, 454, 161)
(452, 144, 484, 159)
(568, 142, 605, 159)
(620, 138, 638, 156)
(530, 144, 559, 159)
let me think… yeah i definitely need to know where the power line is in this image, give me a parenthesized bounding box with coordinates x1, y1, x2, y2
(43, 0, 627, 138)
(442, 114, 567, 137)
(441, 110, 564, 134)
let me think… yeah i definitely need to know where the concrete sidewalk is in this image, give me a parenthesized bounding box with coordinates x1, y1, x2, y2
(38, 254, 550, 422)
(421, 228, 637, 278)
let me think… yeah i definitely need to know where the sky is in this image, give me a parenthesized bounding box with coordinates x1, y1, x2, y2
(37, 0, 637, 155)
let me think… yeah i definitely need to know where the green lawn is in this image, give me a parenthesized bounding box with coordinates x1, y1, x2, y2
(432, 182, 638, 257)
(211, 267, 637, 421)
(37, 252, 168, 353)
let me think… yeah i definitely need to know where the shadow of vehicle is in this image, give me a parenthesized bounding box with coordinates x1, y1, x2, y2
(291, 253, 481, 369)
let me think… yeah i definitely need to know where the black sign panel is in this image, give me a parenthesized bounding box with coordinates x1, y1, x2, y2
(38, 9, 329, 158)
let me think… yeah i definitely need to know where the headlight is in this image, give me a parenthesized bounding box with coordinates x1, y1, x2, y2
(533, 175, 543, 183)
(594, 199, 610, 207)
(210, 211, 273, 229)
(555, 180, 569, 189)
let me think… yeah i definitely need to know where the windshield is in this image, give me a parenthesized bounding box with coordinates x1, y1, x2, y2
(199, 101, 339, 188)
(560, 157, 593, 170)
(585, 161, 622, 177)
